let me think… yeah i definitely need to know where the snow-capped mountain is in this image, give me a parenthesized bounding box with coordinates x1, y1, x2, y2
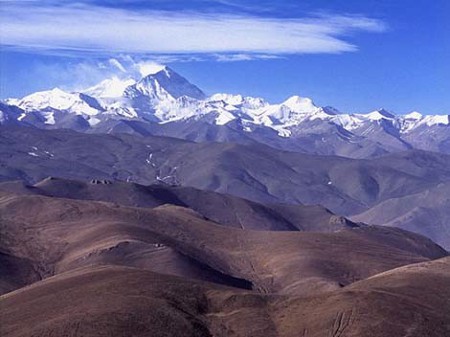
(83, 77, 136, 100)
(1, 65, 449, 158)
(7, 88, 104, 118)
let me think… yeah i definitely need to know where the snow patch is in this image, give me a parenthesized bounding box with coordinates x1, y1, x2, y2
(42, 111, 55, 125)
(88, 116, 101, 126)
(215, 110, 236, 125)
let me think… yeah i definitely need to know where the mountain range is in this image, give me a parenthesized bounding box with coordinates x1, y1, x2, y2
(2, 66, 449, 158)
(1, 66, 450, 337)
(1, 125, 450, 250)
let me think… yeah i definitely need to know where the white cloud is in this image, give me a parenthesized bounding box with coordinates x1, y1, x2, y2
(137, 62, 166, 77)
(20, 60, 120, 93)
(108, 58, 127, 73)
(215, 53, 282, 62)
(37, 57, 173, 92)
(0, 2, 387, 57)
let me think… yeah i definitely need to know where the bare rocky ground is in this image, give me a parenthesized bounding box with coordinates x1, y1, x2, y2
(0, 181, 449, 336)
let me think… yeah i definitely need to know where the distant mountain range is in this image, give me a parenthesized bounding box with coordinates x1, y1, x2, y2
(1, 66, 449, 158)
(1, 125, 450, 250)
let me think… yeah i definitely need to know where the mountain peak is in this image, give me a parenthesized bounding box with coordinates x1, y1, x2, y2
(19, 87, 75, 106)
(130, 66, 205, 101)
(377, 108, 395, 116)
(140, 66, 178, 80)
(139, 63, 168, 77)
(405, 111, 423, 119)
(366, 109, 395, 120)
(83, 77, 136, 99)
(10, 86, 103, 118)
(282, 95, 318, 113)
(50, 87, 68, 95)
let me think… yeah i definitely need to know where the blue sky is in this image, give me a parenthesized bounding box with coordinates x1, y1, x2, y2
(0, 0, 448, 114)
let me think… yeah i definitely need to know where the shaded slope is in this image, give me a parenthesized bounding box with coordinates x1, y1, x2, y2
(2, 125, 450, 250)
(0, 191, 446, 297)
(2, 126, 450, 217)
(0, 177, 356, 232)
(352, 181, 450, 249)
(2, 258, 450, 337)
(271, 256, 450, 337)
(0, 266, 216, 337)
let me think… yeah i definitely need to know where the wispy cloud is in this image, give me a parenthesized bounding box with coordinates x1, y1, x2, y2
(214, 53, 282, 62)
(16, 56, 146, 93)
(0, 2, 387, 58)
